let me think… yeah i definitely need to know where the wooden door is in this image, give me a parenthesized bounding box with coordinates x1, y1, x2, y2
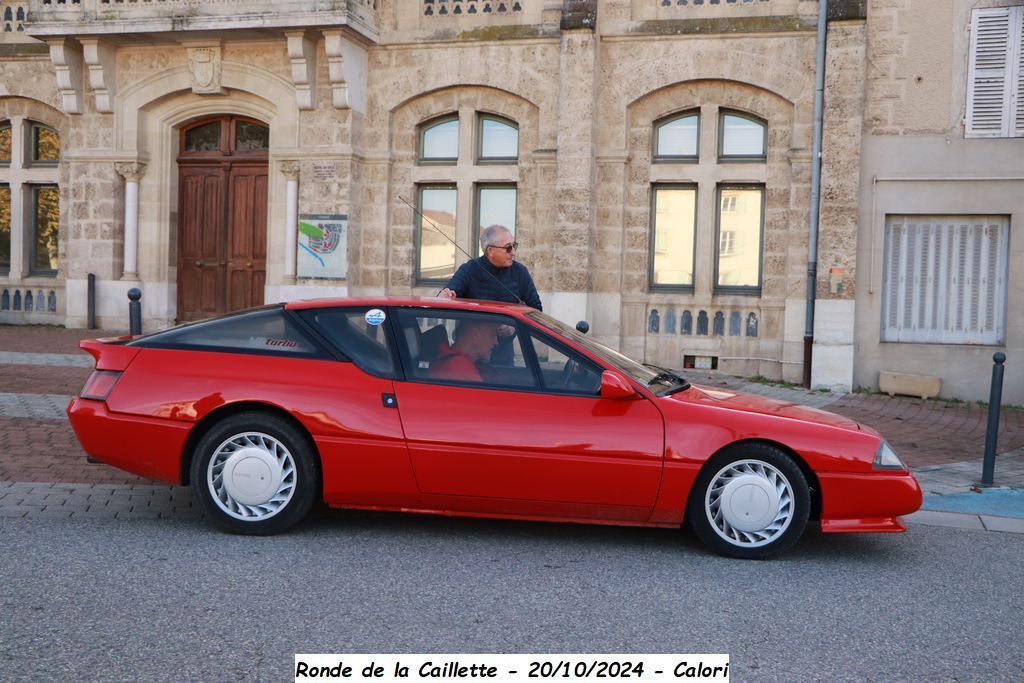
(226, 164, 268, 312)
(176, 116, 269, 322)
(177, 165, 227, 321)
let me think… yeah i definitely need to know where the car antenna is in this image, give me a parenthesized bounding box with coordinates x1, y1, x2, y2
(399, 195, 526, 305)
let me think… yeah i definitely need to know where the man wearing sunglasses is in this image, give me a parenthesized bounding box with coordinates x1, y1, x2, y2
(439, 224, 542, 311)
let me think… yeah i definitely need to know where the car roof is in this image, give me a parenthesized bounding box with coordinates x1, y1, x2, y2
(284, 296, 536, 315)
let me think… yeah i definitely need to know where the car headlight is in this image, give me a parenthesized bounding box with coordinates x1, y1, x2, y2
(873, 441, 908, 470)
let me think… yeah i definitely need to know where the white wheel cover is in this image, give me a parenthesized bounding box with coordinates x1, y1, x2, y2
(705, 459, 795, 548)
(207, 431, 297, 522)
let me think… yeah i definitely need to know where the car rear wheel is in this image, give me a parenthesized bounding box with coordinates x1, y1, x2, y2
(687, 443, 809, 559)
(191, 412, 319, 535)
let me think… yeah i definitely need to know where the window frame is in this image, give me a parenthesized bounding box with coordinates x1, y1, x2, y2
(713, 184, 765, 294)
(28, 123, 60, 167)
(648, 183, 698, 293)
(717, 110, 768, 163)
(966, 5, 1024, 139)
(417, 114, 460, 165)
(473, 182, 518, 257)
(415, 183, 459, 286)
(476, 114, 520, 164)
(391, 307, 604, 397)
(0, 121, 11, 167)
(28, 183, 60, 277)
(0, 182, 10, 275)
(652, 110, 701, 163)
(128, 306, 334, 360)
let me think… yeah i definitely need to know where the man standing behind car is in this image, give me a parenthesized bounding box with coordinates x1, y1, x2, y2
(438, 225, 542, 310)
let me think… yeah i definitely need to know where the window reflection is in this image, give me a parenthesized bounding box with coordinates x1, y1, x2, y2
(184, 121, 221, 152)
(0, 124, 10, 163)
(234, 121, 269, 152)
(420, 119, 459, 161)
(721, 114, 766, 158)
(32, 185, 60, 272)
(655, 114, 699, 159)
(479, 117, 518, 160)
(418, 186, 457, 282)
(32, 125, 60, 163)
(651, 187, 696, 288)
(716, 187, 762, 288)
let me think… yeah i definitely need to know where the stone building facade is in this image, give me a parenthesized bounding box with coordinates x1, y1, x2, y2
(0, 0, 1020, 403)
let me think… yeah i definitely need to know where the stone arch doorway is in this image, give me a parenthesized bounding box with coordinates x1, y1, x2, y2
(176, 115, 269, 322)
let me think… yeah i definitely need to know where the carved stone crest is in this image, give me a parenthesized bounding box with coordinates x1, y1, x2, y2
(187, 46, 223, 95)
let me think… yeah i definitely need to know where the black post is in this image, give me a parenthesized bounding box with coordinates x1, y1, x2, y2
(128, 287, 142, 336)
(86, 273, 96, 330)
(980, 352, 1006, 487)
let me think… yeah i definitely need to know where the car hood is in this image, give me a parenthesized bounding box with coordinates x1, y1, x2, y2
(663, 384, 870, 434)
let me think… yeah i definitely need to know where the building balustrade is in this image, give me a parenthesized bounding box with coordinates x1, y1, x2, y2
(26, 0, 379, 40)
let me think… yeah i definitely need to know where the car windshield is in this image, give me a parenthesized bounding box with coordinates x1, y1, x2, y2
(526, 311, 688, 394)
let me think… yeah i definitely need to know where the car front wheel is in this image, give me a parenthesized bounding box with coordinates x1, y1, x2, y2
(191, 412, 319, 535)
(687, 444, 809, 559)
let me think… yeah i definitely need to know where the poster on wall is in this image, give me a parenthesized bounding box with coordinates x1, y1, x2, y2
(297, 213, 348, 279)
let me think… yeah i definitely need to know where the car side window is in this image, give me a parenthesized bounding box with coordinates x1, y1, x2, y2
(131, 306, 325, 358)
(526, 332, 602, 396)
(297, 307, 397, 377)
(395, 309, 536, 389)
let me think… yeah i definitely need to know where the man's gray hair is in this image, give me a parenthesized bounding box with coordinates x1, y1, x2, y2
(480, 224, 512, 252)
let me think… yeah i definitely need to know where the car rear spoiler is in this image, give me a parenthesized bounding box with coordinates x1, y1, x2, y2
(79, 337, 142, 371)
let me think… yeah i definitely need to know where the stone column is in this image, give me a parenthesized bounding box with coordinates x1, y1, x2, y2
(280, 161, 300, 282)
(114, 162, 146, 281)
(551, 3, 599, 325)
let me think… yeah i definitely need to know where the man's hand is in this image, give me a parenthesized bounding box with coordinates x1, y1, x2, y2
(438, 288, 457, 299)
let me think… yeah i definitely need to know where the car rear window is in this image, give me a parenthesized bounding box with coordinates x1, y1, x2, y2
(131, 307, 325, 358)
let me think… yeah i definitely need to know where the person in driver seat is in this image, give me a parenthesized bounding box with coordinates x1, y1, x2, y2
(428, 320, 500, 382)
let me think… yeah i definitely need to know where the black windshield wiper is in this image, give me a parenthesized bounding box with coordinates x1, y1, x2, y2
(646, 367, 689, 390)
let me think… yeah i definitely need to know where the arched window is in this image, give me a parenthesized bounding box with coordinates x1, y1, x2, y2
(414, 110, 519, 283)
(0, 118, 62, 277)
(30, 123, 60, 165)
(719, 110, 767, 161)
(653, 111, 699, 161)
(648, 103, 767, 294)
(477, 115, 518, 162)
(418, 116, 459, 163)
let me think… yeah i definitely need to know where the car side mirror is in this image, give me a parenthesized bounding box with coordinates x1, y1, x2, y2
(599, 371, 638, 400)
(576, 320, 590, 334)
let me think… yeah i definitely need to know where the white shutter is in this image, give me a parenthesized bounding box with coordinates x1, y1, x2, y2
(882, 216, 1008, 345)
(967, 8, 1013, 137)
(1014, 6, 1024, 137)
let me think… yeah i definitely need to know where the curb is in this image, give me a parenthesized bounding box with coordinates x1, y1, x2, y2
(904, 509, 1024, 534)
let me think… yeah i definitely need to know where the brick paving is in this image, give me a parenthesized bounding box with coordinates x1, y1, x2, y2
(0, 324, 123, 354)
(0, 364, 92, 395)
(0, 416, 149, 486)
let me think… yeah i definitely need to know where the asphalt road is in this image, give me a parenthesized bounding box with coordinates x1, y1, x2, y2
(1, 510, 1021, 681)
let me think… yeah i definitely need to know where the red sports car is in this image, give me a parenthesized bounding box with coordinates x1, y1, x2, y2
(67, 297, 921, 559)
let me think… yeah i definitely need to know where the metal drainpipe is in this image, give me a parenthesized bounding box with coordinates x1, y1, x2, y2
(804, 0, 828, 388)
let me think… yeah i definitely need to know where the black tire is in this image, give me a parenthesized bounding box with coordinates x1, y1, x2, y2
(687, 443, 810, 559)
(190, 412, 320, 535)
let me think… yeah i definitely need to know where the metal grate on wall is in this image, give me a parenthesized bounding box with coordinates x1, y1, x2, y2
(882, 215, 1009, 345)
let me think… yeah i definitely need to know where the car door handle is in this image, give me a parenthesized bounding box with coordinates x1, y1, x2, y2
(381, 393, 398, 409)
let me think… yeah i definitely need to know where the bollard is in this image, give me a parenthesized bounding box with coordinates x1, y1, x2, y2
(128, 287, 142, 336)
(86, 273, 96, 330)
(980, 352, 1006, 488)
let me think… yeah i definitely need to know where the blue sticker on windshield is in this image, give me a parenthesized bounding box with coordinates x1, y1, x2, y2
(365, 308, 386, 326)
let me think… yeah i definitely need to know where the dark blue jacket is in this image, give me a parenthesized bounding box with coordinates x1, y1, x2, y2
(446, 257, 542, 310)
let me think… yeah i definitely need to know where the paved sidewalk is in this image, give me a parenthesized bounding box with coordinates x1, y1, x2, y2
(1, 324, 1021, 532)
